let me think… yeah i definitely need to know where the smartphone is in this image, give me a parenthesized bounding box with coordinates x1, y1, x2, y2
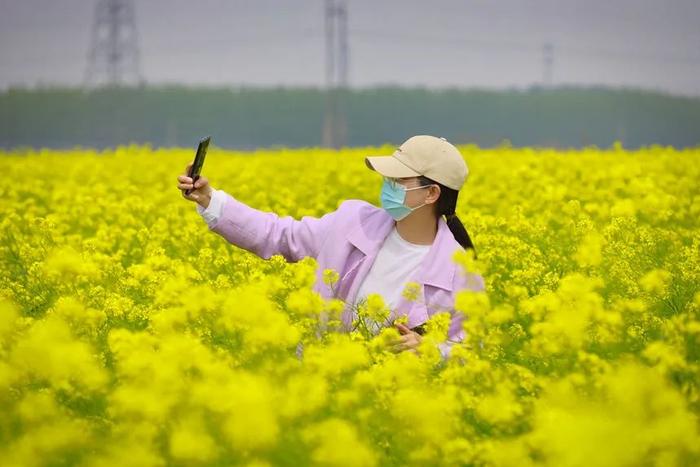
(185, 136, 211, 196)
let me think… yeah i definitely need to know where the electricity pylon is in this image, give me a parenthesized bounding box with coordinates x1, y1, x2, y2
(84, 0, 145, 89)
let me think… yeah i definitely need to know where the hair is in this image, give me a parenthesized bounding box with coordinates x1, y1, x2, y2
(416, 175, 477, 259)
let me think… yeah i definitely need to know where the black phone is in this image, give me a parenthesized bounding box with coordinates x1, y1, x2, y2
(185, 136, 210, 195)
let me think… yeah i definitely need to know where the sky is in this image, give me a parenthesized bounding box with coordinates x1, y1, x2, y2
(1, 0, 699, 96)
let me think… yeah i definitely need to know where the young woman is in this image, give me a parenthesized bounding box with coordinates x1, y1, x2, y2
(177, 135, 485, 360)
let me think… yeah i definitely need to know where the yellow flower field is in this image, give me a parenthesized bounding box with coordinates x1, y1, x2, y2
(1, 142, 699, 466)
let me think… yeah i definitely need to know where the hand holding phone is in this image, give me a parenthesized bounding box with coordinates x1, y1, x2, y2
(177, 136, 213, 208)
(185, 136, 210, 195)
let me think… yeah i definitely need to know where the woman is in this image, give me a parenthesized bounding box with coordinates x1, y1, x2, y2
(177, 135, 485, 360)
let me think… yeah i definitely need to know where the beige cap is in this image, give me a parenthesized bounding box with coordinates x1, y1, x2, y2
(364, 135, 469, 191)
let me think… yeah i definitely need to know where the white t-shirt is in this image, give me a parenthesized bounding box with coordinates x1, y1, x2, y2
(353, 224, 431, 335)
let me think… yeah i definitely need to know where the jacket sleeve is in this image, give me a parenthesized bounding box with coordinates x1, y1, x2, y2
(206, 190, 341, 262)
(195, 188, 225, 227)
(437, 271, 486, 361)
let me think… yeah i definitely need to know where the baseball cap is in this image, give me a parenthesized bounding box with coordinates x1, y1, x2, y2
(364, 135, 469, 191)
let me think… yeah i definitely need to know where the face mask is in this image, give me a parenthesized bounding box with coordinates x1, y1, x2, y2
(380, 178, 433, 221)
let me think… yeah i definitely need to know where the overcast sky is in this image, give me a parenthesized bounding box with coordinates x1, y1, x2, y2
(1, 0, 699, 96)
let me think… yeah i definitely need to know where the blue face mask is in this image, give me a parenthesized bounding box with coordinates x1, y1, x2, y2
(380, 177, 434, 221)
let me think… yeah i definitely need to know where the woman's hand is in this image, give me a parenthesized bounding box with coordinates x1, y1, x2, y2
(177, 162, 213, 209)
(390, 322, 423, 355)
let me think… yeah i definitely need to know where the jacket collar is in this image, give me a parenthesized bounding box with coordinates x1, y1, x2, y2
(345, 204, 457, 291)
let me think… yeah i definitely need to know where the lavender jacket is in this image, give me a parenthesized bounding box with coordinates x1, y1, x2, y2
(203, 191, 485, 359)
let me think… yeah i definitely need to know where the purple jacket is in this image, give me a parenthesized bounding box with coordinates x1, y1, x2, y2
(206, 191, 485, 358)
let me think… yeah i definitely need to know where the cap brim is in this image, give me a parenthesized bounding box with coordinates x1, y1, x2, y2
(364, 155, 421, 178)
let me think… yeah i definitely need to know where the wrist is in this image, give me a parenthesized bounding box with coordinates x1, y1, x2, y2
(198, 193, 212, 209)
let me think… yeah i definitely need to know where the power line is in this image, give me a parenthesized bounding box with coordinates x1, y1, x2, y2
(354, 29, 700, 67)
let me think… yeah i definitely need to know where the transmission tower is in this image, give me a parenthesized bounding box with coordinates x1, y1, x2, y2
(542, 42, 554, 88)
(322, 0, 349, 149)
(84, 0, 145, 89)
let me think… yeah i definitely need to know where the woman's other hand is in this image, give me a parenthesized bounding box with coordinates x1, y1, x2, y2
(389, 322, 423, 355)
(178, 162, 213, 208)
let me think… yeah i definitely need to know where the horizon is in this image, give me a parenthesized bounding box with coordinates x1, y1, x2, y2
(3, 82, 699, 101)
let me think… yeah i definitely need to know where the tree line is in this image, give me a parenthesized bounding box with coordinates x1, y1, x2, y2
(1, 84, 698, 150)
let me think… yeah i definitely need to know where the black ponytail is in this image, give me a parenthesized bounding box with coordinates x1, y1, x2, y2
(417, 175, 477, 259)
